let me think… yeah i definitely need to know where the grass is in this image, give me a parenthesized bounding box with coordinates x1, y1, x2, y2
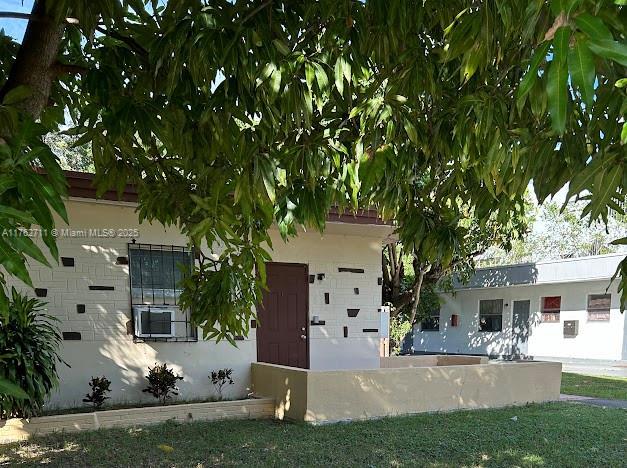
(1, 403, 625, 467)
(561, 372, 627, 400)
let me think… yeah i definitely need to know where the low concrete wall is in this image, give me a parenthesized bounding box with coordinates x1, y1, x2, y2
(0, 398, 274, 444)
(252, 361, 562, 423)
(380, 355, 488, 368)
(250, 363, 309, 420)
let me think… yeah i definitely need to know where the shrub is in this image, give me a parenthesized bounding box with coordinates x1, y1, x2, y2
(142, 363, 183, 405)
(0, 288, 64, 419)
(209, 368, 234, 400)
(82, 376, 111, 409)
(389, 317, 413, 356)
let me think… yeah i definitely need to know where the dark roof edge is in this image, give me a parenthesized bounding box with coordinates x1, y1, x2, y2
(64, 171, 391, 226)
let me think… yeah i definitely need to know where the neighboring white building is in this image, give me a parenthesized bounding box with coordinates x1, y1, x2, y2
(5, 171, 393, 408)
(412, 254, 627, 361)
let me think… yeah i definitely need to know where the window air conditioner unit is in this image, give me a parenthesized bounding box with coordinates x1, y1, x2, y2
(563, 320, 579, 338)
(134, 305, 176, 338)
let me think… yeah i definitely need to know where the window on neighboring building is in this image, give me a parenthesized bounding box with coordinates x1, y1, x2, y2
(478, 299, 503, 332)
(587, 293, 611, 321)
(541, 296, 561, 322)
(420, 307, 440, 331)
(128, 243, 197, 342)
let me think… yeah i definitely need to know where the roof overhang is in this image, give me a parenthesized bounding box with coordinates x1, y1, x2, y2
(63, 171, 392, 227)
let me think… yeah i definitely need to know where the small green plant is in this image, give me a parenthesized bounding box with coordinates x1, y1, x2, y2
(209, 368, 234, 400)
(0, 288, 65, 419)
(389, 317, 413, 355)
(82, 376, 111, 409)
(142, 363, 183, 405)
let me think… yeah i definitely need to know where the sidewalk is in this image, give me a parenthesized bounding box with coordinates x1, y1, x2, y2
(560, 393, 627, 409)
(535, 357, 627, 378)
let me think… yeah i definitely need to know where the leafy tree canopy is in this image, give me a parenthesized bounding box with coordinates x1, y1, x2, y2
(0, 0, 625, 341)
(482, 198, 627, 265)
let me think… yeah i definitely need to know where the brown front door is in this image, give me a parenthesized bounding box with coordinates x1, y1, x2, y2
(256, 262, 309, 368)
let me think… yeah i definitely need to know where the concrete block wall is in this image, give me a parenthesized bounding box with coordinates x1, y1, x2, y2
(267, 228, 385, 370)
(4, 198, 390, 408)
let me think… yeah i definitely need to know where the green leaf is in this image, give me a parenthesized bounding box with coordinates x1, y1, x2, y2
(568, 38, 595, 107)
(312, 62, 329, 93)
(587, 39, 627, 67)
(547, 59, 568, 134)
(0, 377, 28, 399)
(272, 39, 290, 56)
(517, 41, 551, 103)
(590, 164, 622, 220)
(0, 241, 33, 287)
(269, 67, 282, 95)
(574, 13, 613, 41)
(403, 118, 419, 145)
(553, 27, 570, 66)
(0, 205, 36, 224)
(550, 0, 580, 16)
(1, 85, 32, 105)
(611, 237, 627, 246)
(621, 122, 627, 145)
(305, 62, 315, 91)
(334, 57, 344, 96)
(6, 235, 51, 267)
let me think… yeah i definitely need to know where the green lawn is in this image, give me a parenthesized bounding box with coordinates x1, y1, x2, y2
(1, 403, 625, 467)
(561, 372, 627, 400)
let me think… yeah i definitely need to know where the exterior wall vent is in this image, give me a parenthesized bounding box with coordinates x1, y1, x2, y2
(563, 320, 579, 338)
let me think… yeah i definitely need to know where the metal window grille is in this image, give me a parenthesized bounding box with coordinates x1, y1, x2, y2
(420, 308, 440, 331)
(478, 299, 503, 332)
(587, 293, 611, 322)
(541, 296, 561, 323)
(128, 243, 197, 342)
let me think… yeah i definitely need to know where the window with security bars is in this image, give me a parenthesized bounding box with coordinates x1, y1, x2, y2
(478, 299, 503, 332)
(420, 307, 440, 331)
(128, 243, 197, 342)
(587, 293, 611, 321)
(541, 296, 561, 323)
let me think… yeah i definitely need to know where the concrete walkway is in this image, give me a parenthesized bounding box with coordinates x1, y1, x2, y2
(535, 357, 627, 377)
(560, 393, 627, 409)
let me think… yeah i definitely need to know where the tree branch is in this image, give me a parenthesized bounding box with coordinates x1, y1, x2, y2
(0, 12, 78, 24)
(94, 25, 148, 59)
(240, 0, 273, 25)
(51, 62, 88, 77)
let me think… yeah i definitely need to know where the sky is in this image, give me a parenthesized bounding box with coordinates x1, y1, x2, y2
(0, 0, 32, 41)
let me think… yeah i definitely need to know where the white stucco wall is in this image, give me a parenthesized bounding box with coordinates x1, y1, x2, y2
(413, 279, 626, 361)
(5, 198, 390, 408)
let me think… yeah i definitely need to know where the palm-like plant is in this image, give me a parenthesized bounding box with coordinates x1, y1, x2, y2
(0, 288, 64, 419)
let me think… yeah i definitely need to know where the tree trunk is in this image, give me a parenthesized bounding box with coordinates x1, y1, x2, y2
(0, 0, 64, 121)
(408, 266, 426, 325)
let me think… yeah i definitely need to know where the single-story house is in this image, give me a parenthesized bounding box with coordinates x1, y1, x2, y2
(2, 171, 565, 425)
(5, 171, 394, 408)
(412, 253, 627, 361)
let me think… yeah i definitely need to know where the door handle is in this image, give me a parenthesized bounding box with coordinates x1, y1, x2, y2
(300, 334, 307, 340)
